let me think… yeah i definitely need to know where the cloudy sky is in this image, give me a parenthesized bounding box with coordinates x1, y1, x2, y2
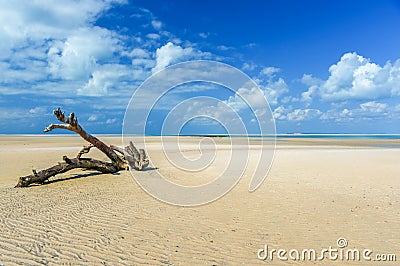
(1, 0, 400, 134)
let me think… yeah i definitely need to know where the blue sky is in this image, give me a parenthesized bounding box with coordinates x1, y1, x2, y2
(1, 0, 400, 134)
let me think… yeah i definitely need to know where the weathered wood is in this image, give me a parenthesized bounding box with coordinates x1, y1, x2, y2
(44, 108, 127, 169)
(124, 141, 149, 170)
(76, 144, 94, 159)
(15, 108, 149, 187)
(16, 157, 118, 187)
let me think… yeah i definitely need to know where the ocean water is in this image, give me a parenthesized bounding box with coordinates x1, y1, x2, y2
(181, 134, 400, 139)
(175, 134, 400, 148)
(1, 133, 400, 140)
(275, 134, 400, 139)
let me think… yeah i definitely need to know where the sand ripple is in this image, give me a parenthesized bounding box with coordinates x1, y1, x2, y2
(0, 173, 270, 265)
(1, 137, 399, 265)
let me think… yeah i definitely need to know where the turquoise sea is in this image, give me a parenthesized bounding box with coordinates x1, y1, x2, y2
(1, 133, 399, 140)
(176, 134, 400, 139)
(275, 134, 400, 139)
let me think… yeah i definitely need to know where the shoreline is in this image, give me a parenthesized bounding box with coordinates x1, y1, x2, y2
(1, 135, 399, 148)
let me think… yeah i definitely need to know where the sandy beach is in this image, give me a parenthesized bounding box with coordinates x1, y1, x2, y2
(0, 135, 399, 265)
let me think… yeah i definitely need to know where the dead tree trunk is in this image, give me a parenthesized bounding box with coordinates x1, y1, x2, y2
(15, 108, 149, 187)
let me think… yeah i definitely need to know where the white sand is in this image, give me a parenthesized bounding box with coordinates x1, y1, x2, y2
(0, 136, 399, 265)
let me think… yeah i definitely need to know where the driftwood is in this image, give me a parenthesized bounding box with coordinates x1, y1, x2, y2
(15, 108, 149, 187)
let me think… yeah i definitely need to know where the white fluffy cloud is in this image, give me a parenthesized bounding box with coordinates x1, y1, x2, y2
(0, 0, 132, 97)
(147, 33, 161, 40)
(359, 101, 388, 113)
(226, 86, 268, 111)
(47, 27, 122, 81)
(260, 66, 280, 77)
(286, 108, 322, 121)
(303, 52, 400, 102)
(241, 62, 257, 71)
(224, 66, 290, 124)
(152, 42, 208, 73)
(300, 74, 322, 104)
(77, 64, 132, 96)
(273, 106, 289, 120)
(263, 77, 289, 106)
(253, 67, 289, 106)
(273, 106, 322, 121)
(320, 101, 390, 122)
(0, 0, 125, 58)
(151, 20, 163, 30)
(0, 0, 206, 98)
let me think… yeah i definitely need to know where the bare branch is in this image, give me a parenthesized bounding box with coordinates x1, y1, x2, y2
(16, 108, 151, 187)
(110, 145, 125, 155)
(43, 108, 127, 169)
(127, 141, 140, 159)
(139, 149, 149, 169)
(16, 157, 118, 187)
(44, 124, 73, 133)
(76, 144, 94, 159)
(123, 141, 149, 170)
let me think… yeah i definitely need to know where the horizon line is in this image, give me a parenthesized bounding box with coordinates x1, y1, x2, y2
(1, 133, 400, 136)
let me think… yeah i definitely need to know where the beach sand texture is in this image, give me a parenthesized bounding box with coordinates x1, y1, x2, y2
(0, 136, 399, 265)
